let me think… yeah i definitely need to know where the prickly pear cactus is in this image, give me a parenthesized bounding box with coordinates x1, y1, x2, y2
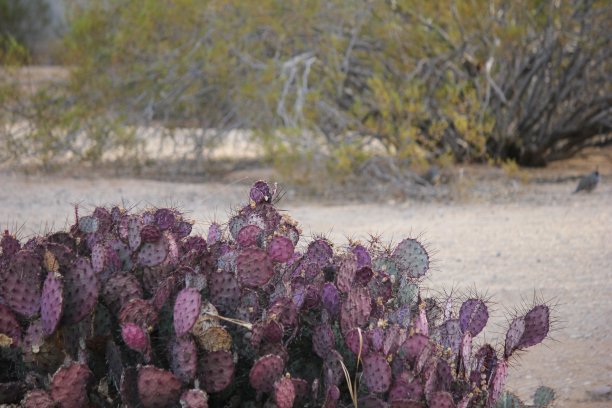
(0, 180, 554, 407)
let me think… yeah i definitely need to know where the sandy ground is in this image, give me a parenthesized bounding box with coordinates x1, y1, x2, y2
(1, 170, 611, 407)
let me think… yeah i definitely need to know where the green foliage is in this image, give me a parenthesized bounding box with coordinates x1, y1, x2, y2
(0, 0, 608, 177)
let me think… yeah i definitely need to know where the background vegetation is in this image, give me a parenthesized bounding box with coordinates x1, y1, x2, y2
(0, 0, 610, 184)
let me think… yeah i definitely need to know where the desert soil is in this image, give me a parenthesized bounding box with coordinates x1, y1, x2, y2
(1, 160, 611, 407)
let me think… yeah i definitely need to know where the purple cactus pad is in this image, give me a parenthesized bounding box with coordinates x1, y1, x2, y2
(173, 288, 202, 337)
(41, 271, 64, 336)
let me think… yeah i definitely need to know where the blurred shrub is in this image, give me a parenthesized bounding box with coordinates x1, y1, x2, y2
(0, 0, 609, 179)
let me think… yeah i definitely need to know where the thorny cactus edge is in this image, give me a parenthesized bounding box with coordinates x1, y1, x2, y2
(0, 181, 553, 407)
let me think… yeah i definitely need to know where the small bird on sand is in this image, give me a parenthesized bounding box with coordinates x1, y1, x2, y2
(573, 170, 600, 193)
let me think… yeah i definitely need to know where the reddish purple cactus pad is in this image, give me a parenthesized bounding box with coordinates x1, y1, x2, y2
(141, 224, 162, 243)
(323, 384, 340, 408)
(151, 275, 180, 311)
(138, 238, 169, 267)
(198, 350, 235, 393)
(207, 222, 222, 244)
(154, 208, 176, 230)
(425, 359, 452, 399)
(1, 230, 20, 257)
(345, 327, 370, 357)
(249, 354, 285, 392)
(313, 324, 335, 359)
(291, 378, 309, 405)
(487, 360, 508, 407)
(267, 235, 294, 263)
(62, 257, 99, 324)
(389, 378, 424, 403)
(459, 298, 489, 337)
(340, 286, 372, 334)
(440, 319, 462, 356)
(119, 298, 159, 328)
(102, 272, 144, 315)
(180, 388, 209, 408)
(121, 323, 150, 355)
(50, 363, 94, 408)
(0, 304, 22, 347)
(321, 282, 341, 316)
(208, 270, 240, 314)
(1, 249, 43, 317)
(428, 391, 456, 408)
(237, 224, 263, 247)
(174, 288, 202, 337)
(274, 377, 296, 408)
(362, 353, 392, 393)
(305, 238, 333, 268)
(398, 334, 429, 364)
(41, 271, 64, 336)
(336, 253, 357, 293)
(170, 335, 198, 384)
(21, 389, 55, 408)
(123, 215, 143, 250)
(236, 247, 274, 287)
(517, 305, 550, 349)
(250, 180, 272, 203)
(91, 242, 106, 275)
(504, 316, 525, 358)
(137, 365, 183, 408)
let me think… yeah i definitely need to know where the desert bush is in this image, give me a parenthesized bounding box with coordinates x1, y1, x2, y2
(0, 180, 554, 407)
(1, 0, 609, 177)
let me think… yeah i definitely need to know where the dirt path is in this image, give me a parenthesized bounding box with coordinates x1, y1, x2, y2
(1, 172, 610, 407)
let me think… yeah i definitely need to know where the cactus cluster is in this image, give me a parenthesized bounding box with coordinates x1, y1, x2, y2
(0, 181, 551, 407)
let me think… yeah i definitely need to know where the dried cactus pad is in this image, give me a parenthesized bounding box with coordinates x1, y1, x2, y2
(391, 238, 429, 278)
(237, 247, 274, 287)
(198, 350, 235, 393)
(41, 271, 64, 336)
(174, 288, 202, 337)
(137, 365, 183, 408)
(2, 249, 43, 317)
(0, 304, 22, 347)
(362, 353, 392, 393)
(180, 388, 209, 408)
(249, 354, 285, 392)
(62, 257, 100, 324)
(50, 363, 94, 408)
(459, 298, 489, 337)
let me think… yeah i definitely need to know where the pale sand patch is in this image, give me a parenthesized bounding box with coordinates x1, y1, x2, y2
(0, 172, 610, 407)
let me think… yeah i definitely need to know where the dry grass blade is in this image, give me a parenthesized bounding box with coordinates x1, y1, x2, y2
(202, 311, 253, 330)
(339, 327, 364, 408)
